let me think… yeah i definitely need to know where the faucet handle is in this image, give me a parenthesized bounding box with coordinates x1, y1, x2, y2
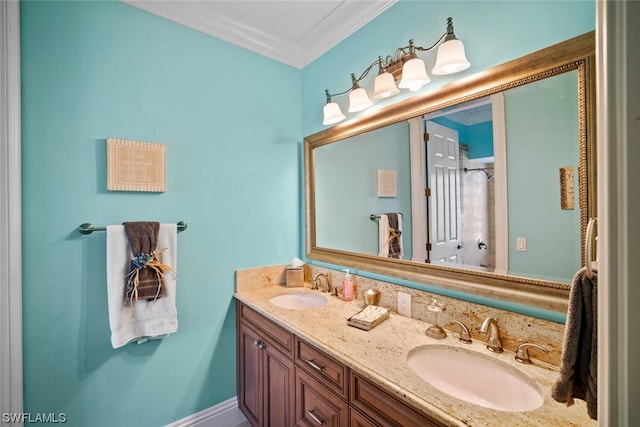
(449, 320, 472, 344)
(515, 343, 549, 364)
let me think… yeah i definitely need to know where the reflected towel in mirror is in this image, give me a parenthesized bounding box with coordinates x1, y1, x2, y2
(378, 213, 403, 259)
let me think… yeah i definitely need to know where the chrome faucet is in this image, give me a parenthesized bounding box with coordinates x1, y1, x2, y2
(312, 272, 331, 293)
(515, 343, 549, 364)
(479, 317, 503, 353)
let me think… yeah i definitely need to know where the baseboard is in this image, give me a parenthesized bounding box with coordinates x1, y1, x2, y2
(167, 397, 248, 427)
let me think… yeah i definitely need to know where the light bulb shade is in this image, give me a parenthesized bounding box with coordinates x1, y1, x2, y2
(373, 71, 400, 99)
(398, 57, 431, 92)
(432, 39, 470, 75)
(348, 87, 373, 112)
(322, 101, 345, 125)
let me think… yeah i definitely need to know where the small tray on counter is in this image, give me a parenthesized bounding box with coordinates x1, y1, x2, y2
(347, 305, 390, 331)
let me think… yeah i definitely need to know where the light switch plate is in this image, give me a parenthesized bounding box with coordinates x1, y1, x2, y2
(517, 237, 527, 252)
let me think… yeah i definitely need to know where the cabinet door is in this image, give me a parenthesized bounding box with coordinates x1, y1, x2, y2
(295, 367, 349, 427)
(263, 342, 295, 427)
(238, 321, 262, 427)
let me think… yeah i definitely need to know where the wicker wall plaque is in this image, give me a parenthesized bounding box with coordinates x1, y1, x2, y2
(107, 138, 166, 192)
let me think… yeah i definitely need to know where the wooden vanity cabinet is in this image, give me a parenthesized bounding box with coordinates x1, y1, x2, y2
(237, 301, 295, 427)
(236, 300, 446, 427)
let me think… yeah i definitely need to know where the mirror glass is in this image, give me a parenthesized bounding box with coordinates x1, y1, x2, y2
(314, 71, 580, 284)
(305, 32, 595, 311)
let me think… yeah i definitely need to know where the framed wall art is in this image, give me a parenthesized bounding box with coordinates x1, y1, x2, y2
(106, 138, 166, 192)
(377, 168, 397, 198)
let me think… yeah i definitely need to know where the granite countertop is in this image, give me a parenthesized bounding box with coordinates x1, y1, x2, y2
(234, 285, 595, 427)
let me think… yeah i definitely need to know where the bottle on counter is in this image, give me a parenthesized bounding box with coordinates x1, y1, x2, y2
(342, 269, 354, 301)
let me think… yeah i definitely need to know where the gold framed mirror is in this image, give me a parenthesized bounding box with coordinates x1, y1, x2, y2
(304, 32, 595, 312)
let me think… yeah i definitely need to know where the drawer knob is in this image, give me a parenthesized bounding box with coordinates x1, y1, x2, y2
(306, 409, 325, 425)
(253, 339, 266, 350)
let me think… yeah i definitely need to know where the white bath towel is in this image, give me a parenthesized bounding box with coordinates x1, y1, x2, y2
(107, 223, 178, 349)
(378, 214, 403, 259)
(378, 214, 391, 257)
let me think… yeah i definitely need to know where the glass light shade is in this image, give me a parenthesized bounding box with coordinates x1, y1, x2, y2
(322, 101, 345, 125)
(348, 87, 373, 112)
(432, 39, 471, 75)
(373, 71, 400, 99)
(398, 58, 431, 92)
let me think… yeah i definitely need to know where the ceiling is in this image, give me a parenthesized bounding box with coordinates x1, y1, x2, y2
(123, 0, 397, 69)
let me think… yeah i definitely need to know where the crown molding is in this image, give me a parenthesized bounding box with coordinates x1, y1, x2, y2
(123, 1, 396, 69)
(296, 0, 396, 68)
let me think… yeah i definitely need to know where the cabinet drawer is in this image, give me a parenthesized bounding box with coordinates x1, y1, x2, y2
(350, 408, 378, 427)
(295, 367, 349, 427)
(238, 301, 294, 356)
(350, 373, 444, 427)
(295, 337, 349, 400)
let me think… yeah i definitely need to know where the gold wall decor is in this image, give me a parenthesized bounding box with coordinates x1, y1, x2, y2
(559, 166, 575, 210)
(106, 138, 166, 192)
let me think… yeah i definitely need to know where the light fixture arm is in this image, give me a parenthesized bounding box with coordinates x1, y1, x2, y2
(354, 57, 386, 82)
(412, 33, 447, 52)
(326, 57, 386, 100)
(393, 33, 447, 62)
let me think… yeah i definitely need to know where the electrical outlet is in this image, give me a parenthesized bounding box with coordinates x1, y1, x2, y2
(398, 292, 412, 317)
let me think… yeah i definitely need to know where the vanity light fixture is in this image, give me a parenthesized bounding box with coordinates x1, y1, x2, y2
(322, 90, 346, 125)
(348, 73, 374, 112)
(322, 17, 470, 125)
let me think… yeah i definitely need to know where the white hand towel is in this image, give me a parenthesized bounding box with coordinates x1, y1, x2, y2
(107, 223, 178, 349)
(378, 214, 390, 257)
(378, 214, 404, 259)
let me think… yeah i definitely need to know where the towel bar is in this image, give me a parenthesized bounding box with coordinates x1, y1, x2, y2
(78, 221, 187, 235)
(370, 213, 403, 221)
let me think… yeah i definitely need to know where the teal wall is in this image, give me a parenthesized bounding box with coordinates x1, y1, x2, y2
(505, 71, 581, 282)
(314, 122, 412, 258)
(430, 116, 494, 159)
(20, 1, 300, 426)
(467, 121, 494, 159)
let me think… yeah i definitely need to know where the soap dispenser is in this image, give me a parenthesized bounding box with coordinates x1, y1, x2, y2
(425, 299, 447, 339)
(342, 269, 354, 301)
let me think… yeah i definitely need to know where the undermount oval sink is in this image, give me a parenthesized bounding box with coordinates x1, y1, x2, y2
(269, 292, 327, 310)
(407, 345, 543, 412)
